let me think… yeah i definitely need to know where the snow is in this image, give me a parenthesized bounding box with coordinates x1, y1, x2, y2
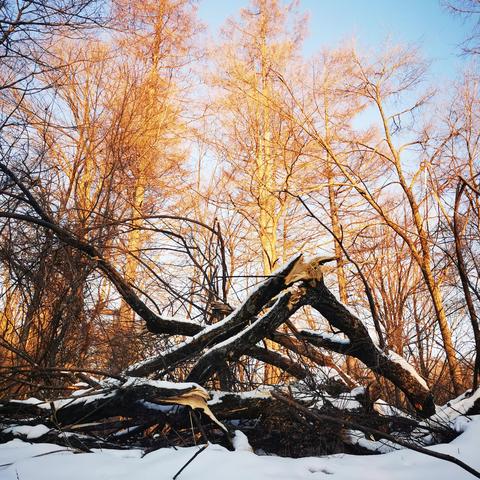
(1, 416, 480, 479)
(43, 391, 115, 409)
(3, 424, 50, 439)
(208, 388, 273, 405)
(384, 350, 429, 390)
(430, 388, 480, 425)
(232, 430, 253, 452)
(408, 388, 480, 446)
(290, 386, 364, 411)
(9, 398, 43, 406)
(328, 387, 364, 411)
(199, 292, 289, 357)
(126, 309, 240, 372)
(367, 326, 381, 346)
(26, 378, 206, 414)
(373, 398, 412, 418)
(122, 377, 206, 393)
(344, 429, 398, 453)
(301, 329, 350, 346)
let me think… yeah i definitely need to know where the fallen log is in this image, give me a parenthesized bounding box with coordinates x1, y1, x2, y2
(126, 254, 304, 377)
(187, 286, 310, 384)
(303, 280, 435, 417)
(269, 331, 356, 388)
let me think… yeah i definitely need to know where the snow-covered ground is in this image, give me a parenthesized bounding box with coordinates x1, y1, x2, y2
(1, 416, 479, 480)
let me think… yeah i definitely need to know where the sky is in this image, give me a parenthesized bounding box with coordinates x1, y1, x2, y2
(197, 0, 474, 81)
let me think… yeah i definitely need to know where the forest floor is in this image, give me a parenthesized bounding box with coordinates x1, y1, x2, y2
(1, 415, 479, 480)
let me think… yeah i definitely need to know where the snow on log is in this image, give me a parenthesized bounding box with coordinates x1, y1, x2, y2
(427, 387, 480, 427)
(298, 330, 351, 354)
(187, 286, 310, 384)
(17, 377, 227, 431)
(303, 280, 435, 417)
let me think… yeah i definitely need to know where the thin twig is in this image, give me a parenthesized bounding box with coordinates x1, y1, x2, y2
(172, 444, 208, 480)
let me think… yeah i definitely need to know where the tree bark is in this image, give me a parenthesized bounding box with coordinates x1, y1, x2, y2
(302, 280, 435, 417)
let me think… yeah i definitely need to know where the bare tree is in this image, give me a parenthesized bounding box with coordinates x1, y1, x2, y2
(444, 0, 480, 55)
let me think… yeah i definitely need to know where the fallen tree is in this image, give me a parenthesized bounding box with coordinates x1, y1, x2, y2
(1, 159, 474, 464)
(1, 375, 478, 463)
(0, 160, 435, 418)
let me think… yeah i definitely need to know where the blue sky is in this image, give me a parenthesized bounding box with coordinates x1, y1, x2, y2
(197, 0, 474, 80)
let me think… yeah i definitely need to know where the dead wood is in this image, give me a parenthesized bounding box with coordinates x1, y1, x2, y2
(302, 280, 435, 417)
(246, 345, 309, 380)
(187, 286, 310, 384)
(127, 254, 304, 377)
